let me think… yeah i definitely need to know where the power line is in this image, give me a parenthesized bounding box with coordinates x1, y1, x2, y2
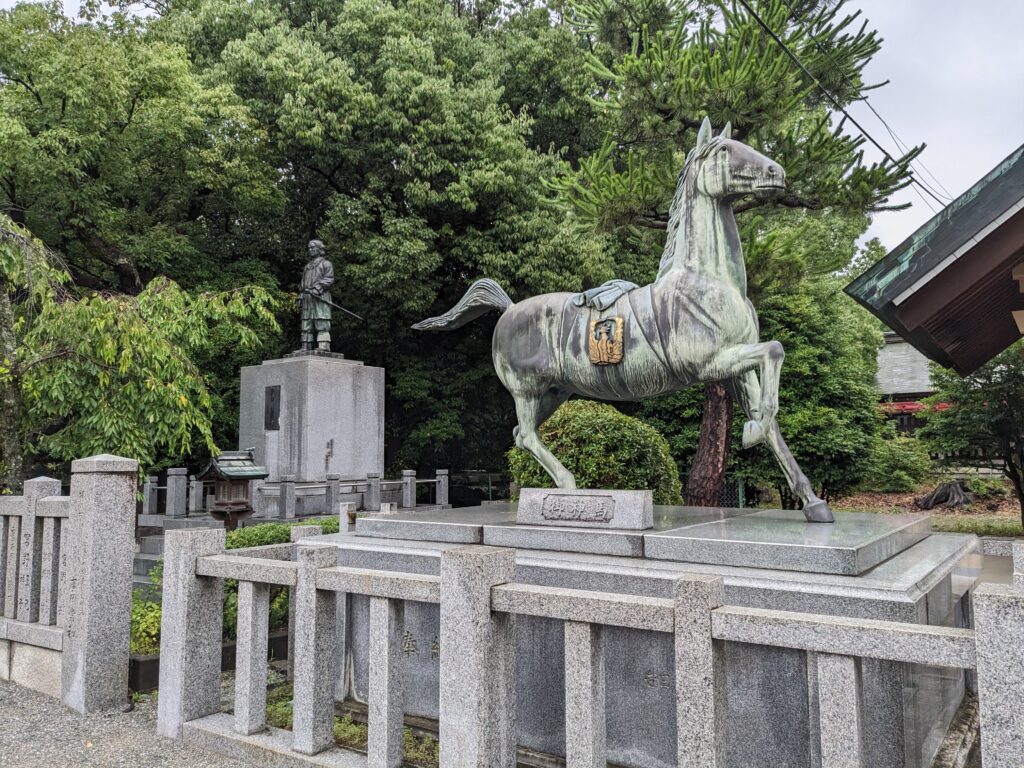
(732, 0, 950, 209)
(775, 0, 954, 203)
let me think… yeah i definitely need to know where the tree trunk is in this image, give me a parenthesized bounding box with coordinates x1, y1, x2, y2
(686, 381, 733, 507)
(0, 287, 24, 492)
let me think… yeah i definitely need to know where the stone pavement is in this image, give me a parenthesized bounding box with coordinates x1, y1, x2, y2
(0, 680, 245, 768)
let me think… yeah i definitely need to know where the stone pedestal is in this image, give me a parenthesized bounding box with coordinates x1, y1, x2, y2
(238, 354, 384, 484)
(316, 503, 978, 768)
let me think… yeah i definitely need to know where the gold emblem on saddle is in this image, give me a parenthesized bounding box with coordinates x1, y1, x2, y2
(589, 316, 624, 365)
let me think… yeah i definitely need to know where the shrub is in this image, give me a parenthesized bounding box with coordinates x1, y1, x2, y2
(507, 400, 683, 504)
(964, 476, 1008, 500)
(859, 432, 933, 493)
(130, 591, 162, 656)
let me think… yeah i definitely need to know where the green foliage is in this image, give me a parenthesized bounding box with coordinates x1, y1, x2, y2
(859, 430, 933, 493)
(931, 516, 1024, 539)
(153, 0, 617, 472)
(918, 342, 1024, 520)
(964, 476, 1008, 501)
(508, 400, 682, 504)
(264, 680, 439, 766)
(130, 589, 162, 656)
(0, 2, 283, 293)
(20, 275, 278, 467)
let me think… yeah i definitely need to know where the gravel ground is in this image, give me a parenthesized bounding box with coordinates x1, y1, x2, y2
(0, 680, 247, 768)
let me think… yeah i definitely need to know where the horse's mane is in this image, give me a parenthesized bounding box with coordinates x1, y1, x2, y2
(655, 136, 726, 280)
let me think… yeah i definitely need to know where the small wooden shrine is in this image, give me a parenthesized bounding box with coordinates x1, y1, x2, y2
(197, 448, 269, 530)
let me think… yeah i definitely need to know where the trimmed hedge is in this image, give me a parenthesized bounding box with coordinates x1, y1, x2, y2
(507, 400, 683, 505)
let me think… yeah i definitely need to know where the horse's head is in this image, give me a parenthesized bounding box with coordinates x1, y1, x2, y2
(689, 117, 785, 201)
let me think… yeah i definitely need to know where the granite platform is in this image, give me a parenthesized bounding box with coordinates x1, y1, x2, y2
(356, 505, 930, 574)
(317, 503, 979, 768)
(645, 508, 932, 576)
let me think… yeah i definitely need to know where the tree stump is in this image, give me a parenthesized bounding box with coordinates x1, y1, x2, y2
(917, 481, 973, 510)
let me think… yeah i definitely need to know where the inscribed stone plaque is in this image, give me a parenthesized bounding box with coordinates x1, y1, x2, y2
(517, 488, 653, 530)
(264, 385, 280, 431)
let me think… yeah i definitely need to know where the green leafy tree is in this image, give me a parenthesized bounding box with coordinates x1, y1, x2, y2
(508, 399, 683, 504)
(0, 215, 278, 488)
(551, 0, 918, 504)
(0, 2, 282, 295)
(918, 343, 1024, 522)
(157, 0, 616, 471)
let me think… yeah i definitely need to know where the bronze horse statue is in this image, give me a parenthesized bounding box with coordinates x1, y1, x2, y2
(414, 118, 833, 523)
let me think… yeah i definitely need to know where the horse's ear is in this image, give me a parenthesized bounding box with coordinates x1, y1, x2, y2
(721, 121, 732, 140)
(696, 116, 713, 150)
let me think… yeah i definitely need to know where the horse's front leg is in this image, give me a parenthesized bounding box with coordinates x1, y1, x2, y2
(729, 373, 833, 522)
(709, 341, 783, 446)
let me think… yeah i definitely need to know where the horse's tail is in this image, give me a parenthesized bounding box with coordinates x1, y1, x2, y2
(412, 278, 512, 331)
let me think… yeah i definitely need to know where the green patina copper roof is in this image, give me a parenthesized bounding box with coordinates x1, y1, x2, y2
(846, 144, 1024, 312)
(198, 449, 269, 481)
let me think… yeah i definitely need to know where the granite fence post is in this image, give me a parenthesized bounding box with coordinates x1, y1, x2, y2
(143, 475, 159, 516)
(60, 455, 138, 715)
(401, 470, 416, 509)
(17, 477, 62, 624)
(325, 474, 341, 514)
(368, 596, 404, 768)
(165, 468, 188, 518)
(436, 470, 449, 507)
(564, 620, 605, 768)
(234, 580, 271, 735)
(439, 545, 517, 768)
(366, 473, 381, 511)
(287, 526, 323, 680)
(279, 476, 297, 519)
(673, 574, 725, 768)
(816, 653, 864, 768)
(1012, 541, 1024, 589)
(974, 583, 1024, 767)
(156, 527, 226, 737)
(188, 475, 203, 515)
(292, 544, 337, 755)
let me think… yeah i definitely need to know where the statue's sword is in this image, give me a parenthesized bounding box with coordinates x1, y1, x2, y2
(300, 290, 365, 321)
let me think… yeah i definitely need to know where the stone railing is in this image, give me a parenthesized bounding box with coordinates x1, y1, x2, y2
(0, 455, 138, 713)
(156, 531, 1024, 767)
(260, 469, 450, 519)
(140, 468, 205, 520)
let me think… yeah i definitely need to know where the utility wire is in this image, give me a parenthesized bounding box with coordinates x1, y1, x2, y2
(776, 0, 954, 202)
(732, 0, 949, 209)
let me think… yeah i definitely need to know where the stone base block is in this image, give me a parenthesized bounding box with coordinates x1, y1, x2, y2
(645, 509, 931, 575)
(239, 356, 384, 484)
(10, 642, 61, 699)
(183, 712, 364, 767)
(0, 639, 9, 680)
(517, 488, 653, 530)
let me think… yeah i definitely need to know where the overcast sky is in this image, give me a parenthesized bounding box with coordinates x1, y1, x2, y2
(848, 0, 1024, 249)
(3, 0, 1022, 252)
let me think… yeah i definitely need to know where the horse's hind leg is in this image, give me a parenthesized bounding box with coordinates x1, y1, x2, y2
(512, 389, 575, 489)
(729, 372, 833, 523)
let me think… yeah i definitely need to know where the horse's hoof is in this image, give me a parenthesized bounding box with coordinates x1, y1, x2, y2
(803, 500, 834, 523)
(742, 420, 764, 448)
